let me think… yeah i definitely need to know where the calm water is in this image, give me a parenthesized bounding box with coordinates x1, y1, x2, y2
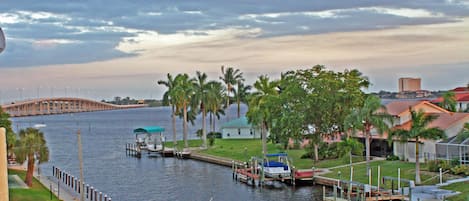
(12, 106, 322, 201)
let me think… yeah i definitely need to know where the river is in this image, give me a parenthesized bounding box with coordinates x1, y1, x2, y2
(11, 106, 323, 201)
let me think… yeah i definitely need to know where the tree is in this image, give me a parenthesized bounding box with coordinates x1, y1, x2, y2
(14, 128, 49, 187)
(193, 71, 209, 148)
(171, 74, 196, 148)
(206, 81, 225, 132)
(233, 81, 251, 118)
(388, 109, 445, 184)
(338, 137, 364, 165)
(344, 95, 392, 174)
(298, 66, 369, 161)
(441, 91, 457, 112)
(0, 107, 16, 153)
(157, 73, 178, 146)
(268, 71, 307, 149)
(219, 66, 244, 119)
(246, 75, 278, 156)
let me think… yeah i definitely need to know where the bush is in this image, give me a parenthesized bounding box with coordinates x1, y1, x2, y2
(451, 165, 469, 176)
(207, 132, 221, 146)
(386, 155, 399, 161)
(427, 160, 441, 172)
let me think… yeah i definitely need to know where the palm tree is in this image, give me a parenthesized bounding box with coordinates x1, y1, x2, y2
(172, 74, 196, 148)
(193, 71, 209, 148)
(389, 109, 445, 184)
(206, 81, 225, 133)
(338, 137, 364, 165)
(0, 107, 16, 153)
(246, 75, 278, 156)
(344, 95, 392, 175)
(219, 66, 244, 119)
(441, 91, 457, 112)
(233, 81, 251, 118)
(157, 73, 178, 145)
(14, 127, 49, 187)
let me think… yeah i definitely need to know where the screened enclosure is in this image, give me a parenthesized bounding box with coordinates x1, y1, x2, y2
(435, 135, 469, 164)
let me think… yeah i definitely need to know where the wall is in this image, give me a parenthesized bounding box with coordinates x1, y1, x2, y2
(222, 127, 260, 139)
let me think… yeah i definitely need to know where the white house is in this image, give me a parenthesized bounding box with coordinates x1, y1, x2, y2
(220, 117, 261, 139)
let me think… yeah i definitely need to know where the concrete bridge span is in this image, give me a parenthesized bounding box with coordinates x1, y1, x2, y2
(1, 97, 146, 117)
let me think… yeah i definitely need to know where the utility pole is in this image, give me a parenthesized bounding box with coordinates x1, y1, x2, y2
(77, 129, 85, 201)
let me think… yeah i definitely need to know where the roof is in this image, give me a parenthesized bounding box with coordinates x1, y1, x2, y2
(432, 93, 469, 103)
(394, 113, 469, 130)
(385, 100, 448, 116)
(133, 126, 165, 134)
(221, 117, 253, 128)
(452, 87, 469, 92)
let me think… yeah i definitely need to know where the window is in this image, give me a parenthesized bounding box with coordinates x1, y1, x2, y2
(238, 129, 241, 135)
(250, 129, 253, 135)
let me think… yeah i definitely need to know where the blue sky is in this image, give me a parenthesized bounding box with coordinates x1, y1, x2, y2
(1, 0, 469, 103)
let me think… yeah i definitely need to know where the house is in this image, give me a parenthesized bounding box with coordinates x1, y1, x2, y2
(220, 117, 262, 139)
(354, 100, 469, 162)
(432, 87, 469, 112)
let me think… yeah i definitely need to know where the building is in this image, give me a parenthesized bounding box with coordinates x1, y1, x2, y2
(398, 77, 421, 92)
(220, 117, 262, 139)
(432, 87, 469, 112)
(353, 100, 469, 162)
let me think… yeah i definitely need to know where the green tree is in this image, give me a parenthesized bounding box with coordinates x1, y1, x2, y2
(193, 71, 209, 148)
(0, 107, 16, 152)
(247, 75, 278, 156)
(14, 128, 49, 187)
(157, 73, 178, 145)
(388, 109, 446, 184)
(344, 95, 392, 174)
(206, 81, 225, 132)
(172, 74, 196, 148)
(268, 71, 307, 149)
(337, 137, 364, 165)
(219, 66, 244, 119)
(298, 66, 369, 161)
(441, 91, 457, 112)
(233, 81, 251, 118)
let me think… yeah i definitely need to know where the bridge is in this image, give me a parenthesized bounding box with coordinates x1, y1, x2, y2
(1, 97, 147, 117)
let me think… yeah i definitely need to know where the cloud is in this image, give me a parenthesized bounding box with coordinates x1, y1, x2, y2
(1, 0, 469, 68)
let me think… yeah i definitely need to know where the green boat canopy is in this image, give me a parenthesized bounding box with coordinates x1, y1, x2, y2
(133, 126, 165, 134)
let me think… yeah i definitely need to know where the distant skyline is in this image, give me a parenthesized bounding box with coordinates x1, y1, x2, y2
(1, 0, 469, 103)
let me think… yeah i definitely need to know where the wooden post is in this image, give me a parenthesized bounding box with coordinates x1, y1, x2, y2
(0, 128, 9, 201)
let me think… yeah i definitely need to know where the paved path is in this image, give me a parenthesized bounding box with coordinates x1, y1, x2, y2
(327, 157, 386, 170)
(9, 164, 78, 201)
(34, 171, 79, 201)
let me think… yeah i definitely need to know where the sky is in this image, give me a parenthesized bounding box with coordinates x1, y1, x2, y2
(1, 0, 469, 103)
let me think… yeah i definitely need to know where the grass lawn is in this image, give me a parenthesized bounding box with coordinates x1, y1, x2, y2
(322, 160, 442, 187)
(195, 138, 318, 169)
(8, 169, 60, 201)
(441, 181, 469, 201)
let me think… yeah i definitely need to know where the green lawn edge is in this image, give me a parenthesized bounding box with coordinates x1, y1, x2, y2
(8, 169, 61, 201)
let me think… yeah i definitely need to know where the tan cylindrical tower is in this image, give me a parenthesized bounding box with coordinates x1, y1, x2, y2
(0, 127, 9, 201)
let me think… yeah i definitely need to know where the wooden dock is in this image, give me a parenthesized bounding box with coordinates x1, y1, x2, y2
(125, 143, 141, 158)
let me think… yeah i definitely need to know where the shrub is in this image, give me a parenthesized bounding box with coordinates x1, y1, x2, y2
(451, 165, 469, 176)
(386, 155, 399, 161)
(427, 160, 441, 172)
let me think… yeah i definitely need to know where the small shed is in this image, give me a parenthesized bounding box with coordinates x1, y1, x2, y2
(220, 117, 261, 139)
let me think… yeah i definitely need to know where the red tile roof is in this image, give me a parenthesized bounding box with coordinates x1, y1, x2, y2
(432, 93, 469, 103)
(394, 113, 469, 130)
(385, 100, 447, 116)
